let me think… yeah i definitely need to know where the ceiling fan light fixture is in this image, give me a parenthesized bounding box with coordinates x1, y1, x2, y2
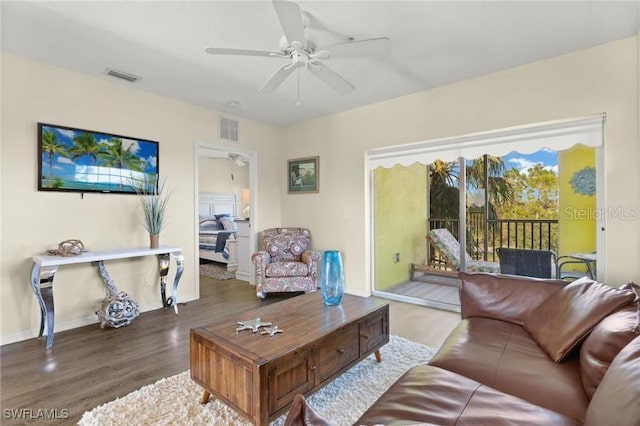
(224, 100, 241, 109)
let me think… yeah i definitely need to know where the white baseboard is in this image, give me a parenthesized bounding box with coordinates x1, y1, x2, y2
(235, 271, 252, 283)
(0, 293, 199, 346)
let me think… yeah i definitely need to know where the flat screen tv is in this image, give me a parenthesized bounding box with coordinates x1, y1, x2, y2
(38, 123, 159, 194)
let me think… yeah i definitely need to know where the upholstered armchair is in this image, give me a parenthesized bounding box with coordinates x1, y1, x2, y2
(252, 228, 321, 299)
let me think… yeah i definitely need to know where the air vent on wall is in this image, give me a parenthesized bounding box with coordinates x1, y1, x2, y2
(104, 68, 141, 83)
(219, 116, 239, 142)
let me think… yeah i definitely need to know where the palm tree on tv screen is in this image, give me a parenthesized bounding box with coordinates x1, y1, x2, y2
(101, 138, 146, 189)
(68, 132, 104, 164)
(41, 130, 66, 188)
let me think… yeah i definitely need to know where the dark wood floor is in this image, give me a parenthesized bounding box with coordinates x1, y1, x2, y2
(1, 277, 460, 425)
(0, 278, 294, 424)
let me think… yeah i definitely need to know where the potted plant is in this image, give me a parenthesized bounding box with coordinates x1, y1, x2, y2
(136, 177, 171, 249)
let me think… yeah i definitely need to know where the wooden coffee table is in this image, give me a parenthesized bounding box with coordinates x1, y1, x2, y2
(190, 292, 389, 425)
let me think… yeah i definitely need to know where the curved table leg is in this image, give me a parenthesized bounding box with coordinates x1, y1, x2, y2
(30, 264, 58, 349)
(157, 254, 171, 309)
(157, 252, 184, 314)
(172, 254, 185, 314)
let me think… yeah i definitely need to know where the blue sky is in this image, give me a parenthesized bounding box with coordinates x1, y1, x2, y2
(502, 148, 558, 174)
(42, 125, 158, 174)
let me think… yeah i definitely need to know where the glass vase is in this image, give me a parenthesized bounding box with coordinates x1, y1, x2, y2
(320, 250, 344, 306)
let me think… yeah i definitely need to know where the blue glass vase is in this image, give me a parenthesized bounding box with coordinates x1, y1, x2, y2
(320, 250, 344, 306)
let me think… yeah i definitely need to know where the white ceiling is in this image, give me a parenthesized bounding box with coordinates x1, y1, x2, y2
(1, 1, 638, 126)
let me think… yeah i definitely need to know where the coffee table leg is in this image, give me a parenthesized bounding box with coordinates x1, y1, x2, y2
(374, 349, 382, 363)
(200, 390, 211, 404)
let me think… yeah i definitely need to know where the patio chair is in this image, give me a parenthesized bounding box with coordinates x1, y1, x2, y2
(496, 247, 556, 279)
(427, 228, 500, 273)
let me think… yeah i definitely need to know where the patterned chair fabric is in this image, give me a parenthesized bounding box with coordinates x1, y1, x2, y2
(428, 228, 500, 273)
(252, 228, 321, 298)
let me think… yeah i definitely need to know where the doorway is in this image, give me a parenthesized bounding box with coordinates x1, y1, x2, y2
(366, 115, 605, 311)
(194, 141, 258, 297)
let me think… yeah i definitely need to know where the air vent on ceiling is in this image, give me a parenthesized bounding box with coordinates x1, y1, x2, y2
(219, 116, 239, 142)
(104, 68, 141, 83)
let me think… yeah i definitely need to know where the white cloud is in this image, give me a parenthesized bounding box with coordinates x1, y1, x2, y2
(122, 138, 140, 154)
(508, 158, 537, 173)
(53, 165, 64, 170)
(147, 155, 157, 168)
(99, 138, 110, 145)
(57, 157, 75, 165)
(540, 147, 556, 153)
(508, 157, 558, 174)
(56, 128, 75, 139)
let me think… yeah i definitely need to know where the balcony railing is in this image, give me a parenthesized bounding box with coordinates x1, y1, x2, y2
(429, 214, 558, 266)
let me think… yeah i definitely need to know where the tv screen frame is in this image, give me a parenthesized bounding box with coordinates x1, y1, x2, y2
(37, 123, 159, 194)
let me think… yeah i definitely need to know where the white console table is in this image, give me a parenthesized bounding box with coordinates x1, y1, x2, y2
(30, 246, 184, 349)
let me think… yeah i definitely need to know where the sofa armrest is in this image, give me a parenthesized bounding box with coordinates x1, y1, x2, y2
(301, 250, 322, 285)
(459, 272, 567, 325)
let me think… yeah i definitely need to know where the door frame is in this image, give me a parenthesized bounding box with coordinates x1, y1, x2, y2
(193, 140, 258, 296)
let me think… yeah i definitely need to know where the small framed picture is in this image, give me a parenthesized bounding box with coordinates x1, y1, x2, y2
(288, 156, 319, 194)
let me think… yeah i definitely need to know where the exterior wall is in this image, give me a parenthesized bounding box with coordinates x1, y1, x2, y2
(0, 53, 283, 343)
(281, 36, 639, 296)
(374, 164, 427, 290)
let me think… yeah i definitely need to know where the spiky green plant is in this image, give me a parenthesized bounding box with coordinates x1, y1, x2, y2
(136, 177, 171, 235)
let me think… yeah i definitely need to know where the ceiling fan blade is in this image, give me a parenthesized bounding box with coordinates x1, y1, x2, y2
(259, 64, 295, 93)
(272, 0, 306, 47)
(307, 61, 354, 95)
(320, 37, 391, 59)
(205, 47, 281, 57)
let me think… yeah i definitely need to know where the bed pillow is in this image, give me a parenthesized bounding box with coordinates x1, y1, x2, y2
(219, 216, 237, 231)
(199, 217, 222, 230)
(524, 277, 635, 362)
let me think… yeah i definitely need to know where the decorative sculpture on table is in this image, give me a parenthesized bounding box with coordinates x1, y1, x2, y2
(236, 317, 272, 333)
(46, 239, 85, 257)
(95, 261, 139, 328)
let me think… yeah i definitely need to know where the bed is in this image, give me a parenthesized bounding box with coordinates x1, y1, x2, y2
(198, 193, 239, 271)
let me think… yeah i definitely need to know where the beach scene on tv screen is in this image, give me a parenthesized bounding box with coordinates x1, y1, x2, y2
(40, 125, 158, 192)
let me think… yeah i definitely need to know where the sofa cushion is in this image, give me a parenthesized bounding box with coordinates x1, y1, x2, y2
(524, 277, 635, 362)
(429, 318, 589, 421)
(459, 272, 566, 325)
(266, 261, 309, 278)
(583, 335, 640, 426)
(580, 302, 640, 398)
(283, 394, 329, 426)
(356, 365, 579, 426)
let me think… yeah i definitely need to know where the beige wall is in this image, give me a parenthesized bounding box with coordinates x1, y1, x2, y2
(2, 35, 639, 342)
(199, 157, 250, 214)
(0, 53, 283, 343)
(282, 36, 639, 296)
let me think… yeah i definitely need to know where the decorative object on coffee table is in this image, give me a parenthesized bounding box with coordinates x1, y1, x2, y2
(260, 325, 283, 337)
(136, 176, 171, 248)
(320, 250, 344, 306)
(95, 261, 139, 328)
(236, 317, 272, 333)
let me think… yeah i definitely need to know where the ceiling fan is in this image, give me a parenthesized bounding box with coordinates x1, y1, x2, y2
(205, 0, 391, 104)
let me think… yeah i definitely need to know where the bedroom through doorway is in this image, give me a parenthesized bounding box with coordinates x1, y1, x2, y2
(195, 142, 258, 293)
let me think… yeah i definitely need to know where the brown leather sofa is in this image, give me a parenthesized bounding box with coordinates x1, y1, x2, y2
(356, 273, 640, 425)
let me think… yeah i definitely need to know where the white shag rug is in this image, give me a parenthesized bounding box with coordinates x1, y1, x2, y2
(79, 335, 435, 426)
